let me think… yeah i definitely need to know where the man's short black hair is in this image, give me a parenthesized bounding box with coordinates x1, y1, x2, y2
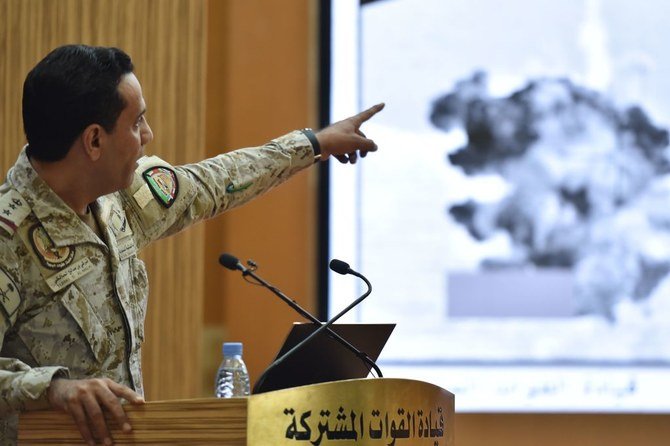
(22, 44, 134, 162)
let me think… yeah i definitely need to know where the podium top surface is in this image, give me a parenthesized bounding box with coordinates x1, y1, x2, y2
(19, 378, 454, 446)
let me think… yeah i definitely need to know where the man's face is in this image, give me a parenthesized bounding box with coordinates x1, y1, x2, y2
(99, 72, 153, 192)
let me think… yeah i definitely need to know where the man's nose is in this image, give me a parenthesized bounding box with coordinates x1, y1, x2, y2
(142, 122, 154, 145)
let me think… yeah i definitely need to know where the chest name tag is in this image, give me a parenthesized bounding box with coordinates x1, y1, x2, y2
(45, 257, 95, 292)
(118, 237, 137, 261)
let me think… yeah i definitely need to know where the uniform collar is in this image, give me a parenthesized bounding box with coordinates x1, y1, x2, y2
(8, 147, 103, 248)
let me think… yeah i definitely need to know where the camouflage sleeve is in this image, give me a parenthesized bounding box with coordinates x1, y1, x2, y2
(0, 359, 67, 413)
(0, 242, 68, 414)
(123, 130, 315, 249)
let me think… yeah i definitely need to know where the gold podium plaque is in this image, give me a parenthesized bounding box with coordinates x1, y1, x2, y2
(248, 378, 454, 446)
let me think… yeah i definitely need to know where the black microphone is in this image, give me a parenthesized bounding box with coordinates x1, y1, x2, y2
(218, 253, 382, 388)
(251, 259, 376, 394)
(329, 258, 352, 275)
(219, 253, 245, 272)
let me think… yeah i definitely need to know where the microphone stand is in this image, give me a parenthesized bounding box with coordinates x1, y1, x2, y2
(252, 270, 374, 394)
(240, 266, 383, 380)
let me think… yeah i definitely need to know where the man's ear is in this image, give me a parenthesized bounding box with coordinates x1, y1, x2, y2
(81, 124, 104, 161)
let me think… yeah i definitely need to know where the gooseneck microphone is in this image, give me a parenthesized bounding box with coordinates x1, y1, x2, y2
(250, 258, 375, 394)
(219, 253, 317, 322)
(218, 254, 382, 388)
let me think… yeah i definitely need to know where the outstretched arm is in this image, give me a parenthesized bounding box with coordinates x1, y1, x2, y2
(123, 103, 386, 247)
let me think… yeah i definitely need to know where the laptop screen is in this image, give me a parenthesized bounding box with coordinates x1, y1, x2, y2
(253, 323, 395, 394)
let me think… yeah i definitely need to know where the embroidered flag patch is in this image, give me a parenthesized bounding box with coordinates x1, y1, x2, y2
(142, 166, 179, 208)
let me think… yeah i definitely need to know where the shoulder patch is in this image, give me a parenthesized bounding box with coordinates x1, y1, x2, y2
(29, 224, 75, 270)
(0, 267, 21, 321)
(142, 166, 179, 208)
(0, 189, 30, 235)
(109, 207, 133, 239)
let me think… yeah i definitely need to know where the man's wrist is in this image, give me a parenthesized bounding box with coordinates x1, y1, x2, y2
(300, 128, 322, 161)
(43, 367, 69, 408)
(49, 368, 69, 389)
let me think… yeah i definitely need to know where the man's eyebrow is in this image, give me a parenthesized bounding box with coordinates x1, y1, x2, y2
(136, 108, 147, 119)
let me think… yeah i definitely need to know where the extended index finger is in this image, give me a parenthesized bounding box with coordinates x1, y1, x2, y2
(104, 380, 145, 433)
(350, 102, 385, 126)
(107, 379, 145, 405)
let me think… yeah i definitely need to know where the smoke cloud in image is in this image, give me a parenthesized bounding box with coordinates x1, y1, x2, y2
(432, 72, 670, 320)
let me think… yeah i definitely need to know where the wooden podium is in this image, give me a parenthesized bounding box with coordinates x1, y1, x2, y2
(18, 378, 454, 445)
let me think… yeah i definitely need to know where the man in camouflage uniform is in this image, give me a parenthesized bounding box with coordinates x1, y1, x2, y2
(0, 45, 383, 445)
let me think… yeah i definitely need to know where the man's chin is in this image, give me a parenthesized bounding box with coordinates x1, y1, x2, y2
(122, 174, 135, 190)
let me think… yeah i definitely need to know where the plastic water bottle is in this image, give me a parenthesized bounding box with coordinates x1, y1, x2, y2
(214, 342, 250, 398)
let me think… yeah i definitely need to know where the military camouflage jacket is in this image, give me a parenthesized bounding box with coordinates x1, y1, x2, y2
(0, 131, 315, 441)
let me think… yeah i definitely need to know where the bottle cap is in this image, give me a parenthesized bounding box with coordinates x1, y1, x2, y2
(223, 342, 243, 357)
